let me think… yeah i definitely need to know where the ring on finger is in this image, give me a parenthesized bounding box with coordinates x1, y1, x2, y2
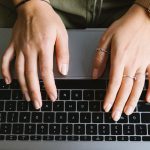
(123, 75, 136, 81)
(96, 48, 110, 54)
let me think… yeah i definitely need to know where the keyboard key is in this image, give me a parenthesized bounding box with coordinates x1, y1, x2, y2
(18, 135, 29, 141)
(77, 101, 88, 111)
(141, 113, 150, 123)
(65, 101, 76, 111)
(55, 136, 66, 141)
(111, 124, 122, 135)
(44, 112, 54, 123)
(56, 113, 67, 123)
(25, 124, 36, 134)
(7, 112, 18, 122)
(95, 90, 105, 100)
(105, 136, 116, 141)
(62, 124, 72, 135)
(136, 125, 147, 135)
(59, 90, 70, 100)
(138, 102, 150, 112)
(105, 113, 116, 123)
(89, 101, 100, 111)
(80, 113, 91, 123)
(123, 124, 134, 135)
(92, 136, 103, 141)
(12, 124, 24, 134)
(130, 136, 141, 141)
(0, 90, 11, 100)
(98, 124, 110, 135)
(117, 136, 128, 141)
(0, 112, 6, 122)
(86, 124, 97, 135)
(68, 113, 79, 123)
(92, 113, 103, 123)
(129, 113, 140, 123)
(0, 124, 11, 134)
(32, 112, 42, 123)
(71, 90, 82, 100)
(10, 80, 20, 89)
(80, 136, 91, 141)
(74, 124, 85, 135)
(83, 90, 94, 100)
(117, 114, 128, 123)
(6, 135, 17, 141)
(53, 101, 64, 111)
(142, 136, 150, 141)
(5, 101, 16, 111)
(20, 112, 30, 123)
(43, 136, 54, 141)
(41, 101, 52, 111)
(30, 136, 41, 141)
(12, 90, 23, 100)
(37, 124, 48, 134)
(0, 79, 9, 89)
(29, 102, 40, 111)
(49, 124, 60, 134)
(0, 101, 4, 111)
(17, 101, 28, 111)
(67, 136, 79, 141)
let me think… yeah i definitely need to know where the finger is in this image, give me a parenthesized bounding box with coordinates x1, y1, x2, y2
(103, 62, 124, 113)
(1, 43, 14, 84)
(15, 52, 30, 102)
(111, 68, 136, 121)
(92, 29, 113, 79)
(146, 65, 150, 102)
(39, 42, 57, 102)
(55, 29, 69, 76)
(25, 53, 42, 109)
(124, 70, 145, 115)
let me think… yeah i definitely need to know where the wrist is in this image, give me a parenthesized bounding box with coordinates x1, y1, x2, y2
(130, 4, 150, 21)
(13, 0, 51, 15)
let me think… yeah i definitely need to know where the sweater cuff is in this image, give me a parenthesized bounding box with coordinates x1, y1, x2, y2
(135, 0, 150, 11)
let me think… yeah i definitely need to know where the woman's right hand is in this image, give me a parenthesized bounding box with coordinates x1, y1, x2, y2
(1, 0, 69, 109)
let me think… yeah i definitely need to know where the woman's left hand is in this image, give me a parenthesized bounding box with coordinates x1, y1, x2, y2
(92, 4, 150, 121)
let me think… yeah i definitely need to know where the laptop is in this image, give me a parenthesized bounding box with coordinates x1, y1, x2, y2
(0, 28, 150, 150)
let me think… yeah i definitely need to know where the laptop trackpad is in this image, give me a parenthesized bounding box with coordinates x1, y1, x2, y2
(0, 29, 108, 79)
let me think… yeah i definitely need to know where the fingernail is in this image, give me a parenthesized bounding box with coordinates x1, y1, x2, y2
(61, 64, 68, 76)
(34, 101, 41, 109)
(104, 104, 112, 112)
(93, 69, 99, 79)
(112, 110, 121, 122)
(24, 92, 30, 102)
(124, 106, 133, 115)
(5, 78, 10, 84)
(50, 95, 56, 102)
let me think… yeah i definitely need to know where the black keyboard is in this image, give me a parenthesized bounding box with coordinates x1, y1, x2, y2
(0, 79, 150, 141)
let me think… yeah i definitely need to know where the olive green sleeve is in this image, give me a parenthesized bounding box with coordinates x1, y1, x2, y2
(0, 0, 16, 27)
